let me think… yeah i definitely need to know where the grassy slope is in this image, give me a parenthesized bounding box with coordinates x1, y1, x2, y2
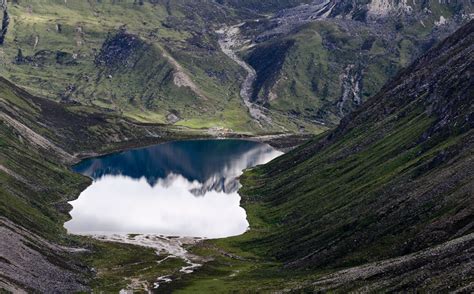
(243, 17, 473, 269)
(163, 20, 474, 292)
(3, 1, 462, 133)
(0, 0, 264, 132)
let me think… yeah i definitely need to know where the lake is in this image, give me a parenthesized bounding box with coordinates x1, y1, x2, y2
(65, 139, 283, 238)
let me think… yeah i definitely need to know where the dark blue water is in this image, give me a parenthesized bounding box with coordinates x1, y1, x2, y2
(65, 140, 282, 238)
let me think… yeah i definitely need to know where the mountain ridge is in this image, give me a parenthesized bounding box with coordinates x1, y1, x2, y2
(237, 18, 473, 274)
(0, 0, 471, 131)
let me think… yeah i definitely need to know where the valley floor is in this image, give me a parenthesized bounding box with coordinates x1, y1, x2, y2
(0, 75, 472, 291)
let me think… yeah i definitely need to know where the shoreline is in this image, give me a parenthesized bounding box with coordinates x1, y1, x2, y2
(63, 131, 310, 290)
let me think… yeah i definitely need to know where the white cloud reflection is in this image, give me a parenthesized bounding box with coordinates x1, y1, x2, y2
(65, 141, 283, 238)
(65, 174, 249, 238)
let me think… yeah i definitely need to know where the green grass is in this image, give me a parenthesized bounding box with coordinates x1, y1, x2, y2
(3, 0, 464, 132)
(1, 0, 265, 132)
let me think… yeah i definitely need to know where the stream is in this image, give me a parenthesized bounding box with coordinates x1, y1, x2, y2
(216, 25, 273, 127)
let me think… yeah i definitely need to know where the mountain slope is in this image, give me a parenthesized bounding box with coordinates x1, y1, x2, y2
(0, 1, 264, 131)
(0, 0, 471, 132)
(239, 19, 473, 270)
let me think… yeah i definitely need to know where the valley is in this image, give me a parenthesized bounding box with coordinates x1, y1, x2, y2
(0, 0, 473, 292)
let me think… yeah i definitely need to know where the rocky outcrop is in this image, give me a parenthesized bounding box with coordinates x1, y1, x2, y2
(95, 30, 145, 68)
(0, 218, 89, 293)
(337, 64, 363, 116)
(0, 3, 9, 45)
(367, 0, 413, 17)
(14, 49, 78, 67)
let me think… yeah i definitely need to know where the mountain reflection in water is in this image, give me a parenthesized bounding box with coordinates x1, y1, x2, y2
(74, 139, 281, 196)
(66, 140, 283, 238)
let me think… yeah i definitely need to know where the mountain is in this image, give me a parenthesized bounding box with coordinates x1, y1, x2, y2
(157, 19, 473, 292)
(238, 0, 473, 125)
(0, 0, 471, 132)
(0, 1, 264, 132)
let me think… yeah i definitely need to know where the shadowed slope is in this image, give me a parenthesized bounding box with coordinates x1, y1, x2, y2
(239, 20, 473, 271)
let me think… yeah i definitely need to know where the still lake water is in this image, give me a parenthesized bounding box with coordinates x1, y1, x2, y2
(65, 140, 282, 238)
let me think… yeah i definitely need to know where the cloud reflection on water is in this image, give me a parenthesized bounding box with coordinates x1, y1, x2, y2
(65, 140, 283, 238)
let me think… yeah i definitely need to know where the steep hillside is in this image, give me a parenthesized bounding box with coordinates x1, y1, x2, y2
(0, 76, 203, 291)
(242, 17, 473, 279)
(164, 20, 473, 292)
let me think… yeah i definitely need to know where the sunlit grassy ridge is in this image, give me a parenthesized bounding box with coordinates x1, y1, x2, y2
(1, 0, 266, 131)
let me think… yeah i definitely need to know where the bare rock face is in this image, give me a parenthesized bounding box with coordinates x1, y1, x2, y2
(298, 0, 473, 21)
(366, 0, 414, 16)
(261, 0, 473, 39)
(0, 2, 9, 45)
(0, 218, 90, 293)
